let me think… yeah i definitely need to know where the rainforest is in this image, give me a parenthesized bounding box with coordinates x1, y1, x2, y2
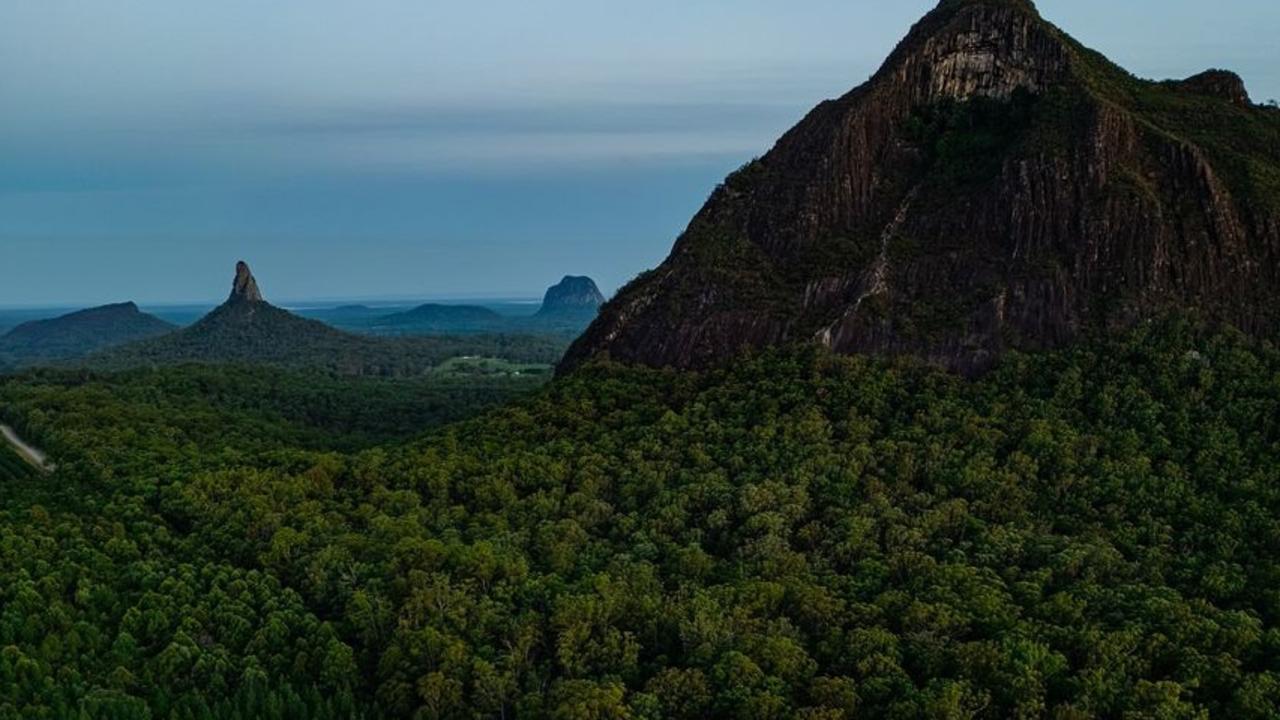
(4, 320, 1280, 719)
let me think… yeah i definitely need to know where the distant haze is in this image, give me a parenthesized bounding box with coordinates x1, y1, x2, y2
(2, 0, 1277, 306)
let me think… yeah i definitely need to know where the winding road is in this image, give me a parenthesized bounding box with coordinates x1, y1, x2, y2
(1, 423, 53, 473)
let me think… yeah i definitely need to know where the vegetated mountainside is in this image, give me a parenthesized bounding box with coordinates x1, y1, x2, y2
(563, 0, 1280, 375)
(375, 303, 507, 333)
(0, 302, 175, 366)
(4, 319, 1280, 718)
(92, 263, 565, 375)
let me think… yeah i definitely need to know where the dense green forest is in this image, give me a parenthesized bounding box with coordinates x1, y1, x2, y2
(4, 320, 1280, 718)
(0, 443, 37, 482)
(0, 363, 549, 457)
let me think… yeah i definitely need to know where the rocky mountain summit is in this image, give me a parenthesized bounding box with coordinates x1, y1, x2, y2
(229, 260, 264, 303)
(562, 0, 1280, 374)
(537, 276, 605, 316)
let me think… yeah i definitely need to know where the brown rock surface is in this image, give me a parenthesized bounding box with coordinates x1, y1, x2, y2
(230, 261, 264, 303)
(562, 0, 1280, 375)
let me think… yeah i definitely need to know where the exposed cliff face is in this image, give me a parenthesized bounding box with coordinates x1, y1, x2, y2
(537, 276, 605, 315)
(562, 0, 1280, 375)
(230, 261, 264, 304)
(1171, 70, 1252, 108)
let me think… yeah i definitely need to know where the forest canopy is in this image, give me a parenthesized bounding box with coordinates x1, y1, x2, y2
(3, 318, 1280, 718)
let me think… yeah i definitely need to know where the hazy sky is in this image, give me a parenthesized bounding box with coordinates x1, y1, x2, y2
(2, 0, 1277, 306)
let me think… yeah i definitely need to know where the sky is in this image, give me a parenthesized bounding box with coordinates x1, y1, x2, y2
(1, 0, 1277, 307)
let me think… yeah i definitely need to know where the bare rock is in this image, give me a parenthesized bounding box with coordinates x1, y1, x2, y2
(230, 261, 264, 303)
(561, 0, 1280, 375)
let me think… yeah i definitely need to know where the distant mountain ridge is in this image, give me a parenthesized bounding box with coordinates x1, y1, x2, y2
(376, 304, 506, 333)
(0, 302, 175, 366)
(92, 262, 565, 375)
(350, 277, 606, 336)
(1, 268, 607, 372)
(562, 0, 1280, 374)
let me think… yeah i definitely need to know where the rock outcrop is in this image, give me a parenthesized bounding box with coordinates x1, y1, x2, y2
(230, 261, 264, 303)
(537, 276, 605, 316)
(561, 0, 1280, 375)
(1171, 70, 1252, 107)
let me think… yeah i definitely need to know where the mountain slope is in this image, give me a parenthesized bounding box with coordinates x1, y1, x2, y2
(563, 0, 1280, 374)
(0, 302, 175, 365)
(94, 262, 565, 375)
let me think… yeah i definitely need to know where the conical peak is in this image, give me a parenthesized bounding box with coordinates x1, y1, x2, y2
(230, 261, 264, 303)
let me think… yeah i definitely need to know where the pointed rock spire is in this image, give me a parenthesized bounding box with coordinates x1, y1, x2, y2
(229, 261, 264, 303)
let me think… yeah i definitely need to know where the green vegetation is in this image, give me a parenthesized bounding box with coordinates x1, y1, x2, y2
(1057, 24, 1280, 213)
(901, 89, 1041, 188)
(4, 319, 1280, 718)
(430, 356, 553, 378)
(374, 305, 508, 334)
(0, 363, 548, 458)
(89, 301, 567, 378)
(0, 442, 36, 481)
(0, 303, 175, 367)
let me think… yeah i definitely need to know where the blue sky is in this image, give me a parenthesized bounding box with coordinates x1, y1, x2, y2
(2, 0, 1277, 307)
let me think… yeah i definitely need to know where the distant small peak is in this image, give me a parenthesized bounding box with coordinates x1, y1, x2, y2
(538, 276, 605, 315)
(99, 301, 139, 311)
(230, 261, 264, 303)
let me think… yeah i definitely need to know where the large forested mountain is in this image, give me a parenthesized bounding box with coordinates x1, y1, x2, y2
(0, 302, 175, 366)
(5, 319, 1280, 718)
(564, 0, 1280, 374)
(93, 262, 564, 376)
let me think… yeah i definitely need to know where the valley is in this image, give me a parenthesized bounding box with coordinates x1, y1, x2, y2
(2, 0, 1278, 718)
